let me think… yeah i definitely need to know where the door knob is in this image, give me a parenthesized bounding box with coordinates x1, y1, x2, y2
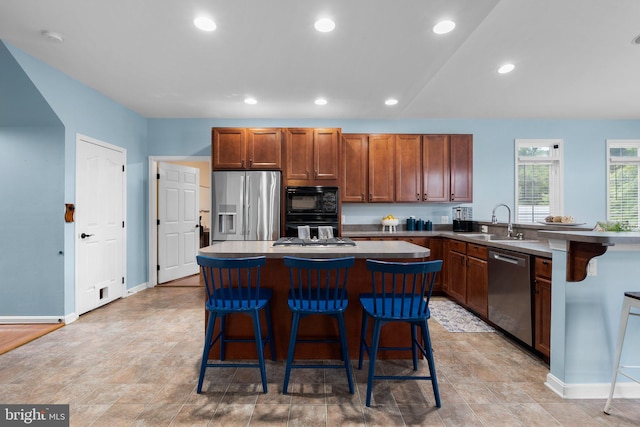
(81, 233, 94, 239)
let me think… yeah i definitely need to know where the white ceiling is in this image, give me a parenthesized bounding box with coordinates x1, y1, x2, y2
(1, 0, 639, 120)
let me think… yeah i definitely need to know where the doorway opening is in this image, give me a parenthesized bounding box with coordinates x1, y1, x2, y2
(148, 156, 210, 288)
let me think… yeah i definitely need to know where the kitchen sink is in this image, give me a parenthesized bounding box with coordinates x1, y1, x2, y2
(463, 233, 539, 243)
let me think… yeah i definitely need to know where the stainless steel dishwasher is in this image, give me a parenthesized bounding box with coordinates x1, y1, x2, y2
(487, 248, 533, 346)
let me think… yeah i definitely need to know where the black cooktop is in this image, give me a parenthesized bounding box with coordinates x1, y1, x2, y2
(273, 237, 356, 247)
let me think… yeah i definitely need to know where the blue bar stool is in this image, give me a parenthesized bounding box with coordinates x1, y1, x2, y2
(282, 256, 356, 394)
(604, 291, 640, 414)
(358, 259, 443, 407)
(196, 255, 275, 394)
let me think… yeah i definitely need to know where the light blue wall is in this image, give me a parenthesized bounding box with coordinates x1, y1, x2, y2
(2, 40, 148, 317)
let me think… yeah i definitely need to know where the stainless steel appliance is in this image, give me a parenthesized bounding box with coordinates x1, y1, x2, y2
(284, 186, 339, 238)
(487, 248, 533, 346)
(212, 171, 281, 241)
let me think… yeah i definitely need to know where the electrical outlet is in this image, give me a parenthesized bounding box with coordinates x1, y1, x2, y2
(587, 259, 597, 276)
(440, 216, 448, 224)
(481, 225, 488, 233)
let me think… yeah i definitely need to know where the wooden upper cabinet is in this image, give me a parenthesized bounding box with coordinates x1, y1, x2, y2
(423, 134, 473, 202)
(450, 134, 473, 202)
(423, 134, 450, 202)
(368, 134, 395, 202)
(247, 128, 282, 169)
(284, 128, 313, 180)
(284, 128, 340, 185)
(395, 134, 422, 202)
(212, 127, 282, 170)
(314, 129, 340, 180)
(342, 134, 368, 202)
(212, 128, 246, 170)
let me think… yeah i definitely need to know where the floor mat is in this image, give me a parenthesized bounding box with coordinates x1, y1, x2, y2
(429, 299, 495, 332)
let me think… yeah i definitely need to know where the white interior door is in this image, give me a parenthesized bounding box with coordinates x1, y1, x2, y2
(76, 136, 126, 315)
(157, 162, 199, 283)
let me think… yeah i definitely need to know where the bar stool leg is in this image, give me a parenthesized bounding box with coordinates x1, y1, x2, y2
(604, 296, 633, 414)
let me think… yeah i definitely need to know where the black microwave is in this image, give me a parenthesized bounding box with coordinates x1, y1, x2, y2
(285, 186, 338, 214)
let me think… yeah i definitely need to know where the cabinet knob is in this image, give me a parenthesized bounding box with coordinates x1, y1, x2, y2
(416, 194, 420, 201)
(249, 159, 253, 167)
(451, 193, 455, 200)
(369, 193, 372, 201)
(241, 159, 245, 168)
(315, 169, 318, 177)
(361, 193, 365, 201)
(423, 193, 427, 200)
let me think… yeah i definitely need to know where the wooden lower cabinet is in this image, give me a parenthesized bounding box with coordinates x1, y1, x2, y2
(447, 240, 467, 304)
(534, 257, 552, 359)
(466, 243, 488, 318)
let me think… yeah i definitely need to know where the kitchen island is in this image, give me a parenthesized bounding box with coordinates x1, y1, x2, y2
(198, 239, 431, 360)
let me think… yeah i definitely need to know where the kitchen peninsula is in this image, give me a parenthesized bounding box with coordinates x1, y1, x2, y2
(539, 230, 640, 399)
(198, 239, 430, 360)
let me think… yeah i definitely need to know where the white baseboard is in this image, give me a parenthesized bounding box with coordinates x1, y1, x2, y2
(546, 373, 640, 399)
(125, 281, 150, 297)
(0, 316, 65, 324)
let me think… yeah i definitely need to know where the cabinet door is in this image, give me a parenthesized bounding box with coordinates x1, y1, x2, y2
(368, 134, 395, 202)
(342, 134, 368, 202)
(450, 134, 473, 202)
(447, 250, 467, 304)
(423, 135, 450, 202)
(284, 128, 313, 180)
(247, 128, 282, 170)
(466, 256, 488, 317)
(314, 129, 340, 180)
(212, 128, 246, 170)
(395, 134, 422, 202)
(534, 276, 552, 358)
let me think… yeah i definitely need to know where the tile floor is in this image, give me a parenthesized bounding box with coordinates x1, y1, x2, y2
(1, 286, 639, 426)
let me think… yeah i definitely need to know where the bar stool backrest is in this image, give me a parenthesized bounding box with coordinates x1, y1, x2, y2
(365, 259, 443, 319)
(283, 256, 355, 312)
(197, 255, 267, 309)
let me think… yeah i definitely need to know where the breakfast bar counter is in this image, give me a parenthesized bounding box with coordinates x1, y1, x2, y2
(198, 240, 431, 360)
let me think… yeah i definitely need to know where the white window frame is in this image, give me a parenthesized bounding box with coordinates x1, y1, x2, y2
(514, 139, 564, 223)
(606, 139, 640, 228)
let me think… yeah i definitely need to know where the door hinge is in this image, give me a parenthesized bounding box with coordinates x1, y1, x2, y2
(122, 221, 125, 228)
(122, 277, 125, 284)
(157, 173, 160, 179)
(157, 219, 160, 225)
(157, 265, 160, 271)
(122, 165, 125, 172)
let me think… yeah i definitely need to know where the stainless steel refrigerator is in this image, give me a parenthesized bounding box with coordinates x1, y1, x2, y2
(212, 171, 281, 241)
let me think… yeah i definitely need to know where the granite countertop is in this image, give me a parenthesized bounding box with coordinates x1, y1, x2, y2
(342, 229, 553, 257)
(538, 230, 640, 245)
(199, 239, 430, 259)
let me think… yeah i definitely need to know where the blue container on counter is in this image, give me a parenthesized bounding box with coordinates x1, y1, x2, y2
(426, 220, 432, 231)
(416, 219, 424, 230)
(406, 218, 415, 231)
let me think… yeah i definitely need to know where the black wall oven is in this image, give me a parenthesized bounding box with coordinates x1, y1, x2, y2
(284, 186, 339, 237)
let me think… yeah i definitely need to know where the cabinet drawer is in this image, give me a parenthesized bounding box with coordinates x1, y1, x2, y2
(535, 257, 552, 279)
(448, 239, 466, 253)
(466, 243, 487, 260)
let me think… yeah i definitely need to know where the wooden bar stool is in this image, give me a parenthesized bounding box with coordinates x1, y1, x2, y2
(604, 292, 640, 414)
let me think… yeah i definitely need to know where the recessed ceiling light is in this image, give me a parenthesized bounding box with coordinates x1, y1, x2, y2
(433, 20, 456, 35)
(194, 16, 216, 32)
(498, 63, 515, 74)
(244, 97, 257, 105)
(41, 30, 64, 43)
(385, 98, 399, 106)
(314, 18, 335, 33)
(315, 98, 328, 106)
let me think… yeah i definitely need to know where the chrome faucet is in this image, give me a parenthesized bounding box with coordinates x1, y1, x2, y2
(492, 203, 513, 238)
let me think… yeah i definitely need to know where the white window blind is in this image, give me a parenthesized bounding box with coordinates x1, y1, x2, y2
(607, 140, 640, 229)
(515, 139, 563, 223)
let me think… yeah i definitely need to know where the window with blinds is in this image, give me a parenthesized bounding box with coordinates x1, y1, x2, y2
(515, 139, 563, 223)
(607, 140, 640, 229)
